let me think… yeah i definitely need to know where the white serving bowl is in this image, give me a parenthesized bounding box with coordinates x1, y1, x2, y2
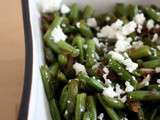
(19, 0, 160, 120)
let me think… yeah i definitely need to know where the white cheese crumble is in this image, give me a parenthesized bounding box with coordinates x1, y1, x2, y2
(93, 37, 100, 47)
(103, 86, 117, 98)
(60, 4, 70, 14)
(155, 24, 160, 29)
(98, 113, 104, 120)
(155, 67, 160, 73)
(147, 19, 154, 30)
(115, 84, 125, 96)
(141, 74, 151, 86)
(106, 16, 111, 21)
(73, 62, 87, 75)
(87, 18, 97, 28)
(157, 79, 160, 84)
(157, 45, 160, 50)
(76, 22, 80, 28)
(125, 81, 134, 92)
(121, 117, 128, 120)
(134, 13, 146, 25)
(122, 21, 137, 35)
(108, 51, 124, 62)
(132, 41, 144, 49)
(111, 19, 123, 30)
(39, 0, 62, 13)
(152, 33, 158, 42)
(137, 25, 143, 33)
(114, 37, 132, 52)
(119, 95, 127, 103)
(103, 67, 109, 75)
(50, 26, 67, 42)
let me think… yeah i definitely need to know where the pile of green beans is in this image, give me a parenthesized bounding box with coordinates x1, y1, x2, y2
(41, 3, 160, 120)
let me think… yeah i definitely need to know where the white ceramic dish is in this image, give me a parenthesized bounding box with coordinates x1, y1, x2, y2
(19, 0, 160, 120)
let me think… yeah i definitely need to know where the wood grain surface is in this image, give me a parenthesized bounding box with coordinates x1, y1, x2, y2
(0, 0, 25, 119)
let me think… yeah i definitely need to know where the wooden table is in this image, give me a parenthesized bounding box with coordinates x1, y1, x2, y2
(0, 0, 24, 119)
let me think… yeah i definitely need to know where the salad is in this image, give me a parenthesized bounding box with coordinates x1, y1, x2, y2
(40, 3, 160, 120)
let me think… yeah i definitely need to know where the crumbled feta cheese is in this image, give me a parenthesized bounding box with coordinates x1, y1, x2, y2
(97, 25, 117, 38)
(132, 41, 144, 49)
(119, 95, 127, 103)
(155, 24, 160, 29)
(98, 113, 104, 120)
(122, 58, 138, 72)
(122, 21, 137, 35)
(103, 86, 117, 98)
(50, 26, 67, 42)
(141, 74, 151, 86)
(106, 16, 111, 21)
(121, 117, 128, 120)
(76, 22, 80, 28)
(137, 25, 143, 33)
(157, 45, 160, 50)
(147, 19, 154, 30)
(155, 67, 160, 73)
(111, 19, 123, 30)
(92, 63, 100, 70)
(157, 79, 160, 84)
(73, 62, 87, 75)
(134, 13, 146, 25)
(114, 38, 132, 52)
(108, 51, 124, 62)
(61, 23, 66, 27)
(40, 0, 62, 12)
(83, 44, 88, 49)
(87, 18, 97, 28)
(93, 37, 100, 47)
(104, 78, 112, 85)
(152, 33, 158, 42)
(60, 4, 70, 14)
(125, 81, 134, 92)
(103, 67, 109, 75)
(115, 84, 125, 96)
(67, 100, 71, 103)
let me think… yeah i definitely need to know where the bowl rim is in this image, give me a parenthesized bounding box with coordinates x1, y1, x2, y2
(18, 0, 33, 119)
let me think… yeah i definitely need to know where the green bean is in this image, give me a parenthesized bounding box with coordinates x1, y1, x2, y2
(114, 3, 126, 17)
(73, 35, 85, 63)
(69, 3, 79, 23)
(44, 47, 55, 63)
(83, 5, 95, 19)
(58, 54, 68, 65)
(75, 93, 87, 120)
(57, 70, 67, 81)
(127, 45, 151, 59)
(65, 80, 79, 119)
(97, 95, 120, 120)
(144, 7, 160, 22)
(49, 98, 61, 120)
(45, 39, 61, 54)
(101, 95, 125, 109)
(128, 90, 160, 101)
(78, 73, 105, 92)
(86, 39, 96, 67)
(83, 112, 90, 120)
(87, 96, 97, 120)
(142, 58, 160, 68)
(138, 106, 145, 120)
(63, 25, 78, 33)
(127, 4, 138, 20)
(107, 57, 137, 87)
(78, 20, 93, 38)
(40, 65, 53, 100)
(49, 62, 59, 78)
(56, 40, 79, 57)
(148, 84, 160, 91)
(59, 85, 68, 113)
(44, 16, 63, 40)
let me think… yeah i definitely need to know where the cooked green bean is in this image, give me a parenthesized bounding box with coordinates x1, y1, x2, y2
(83, 112, 90, 120)
(49, 62, 59, 78)
(114, 3, 126, 17)
(44, 47, 55, 63)
(58, 54, 68, 65)
(69, 3, 79, 23)
(127, 4, 138, 20)
(83, 5, 94, 19)
(142, 58, 160, 68)
(75, 93, 87, 120)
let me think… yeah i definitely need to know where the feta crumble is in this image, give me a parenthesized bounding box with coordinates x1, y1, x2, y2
(123, 58, 138, 72)
(73, 62, 87, 75)
(157, 79, 160, 84)
(122, 21, 137, 35)
(87, 18, 97, 28)
(50, 26, 67, 42)
(147, 19, 154, 30)
(119, 95, 127, 103)
(125, 81, 134, 92)
(40, 0, 62, 13)
(60, 4, 70, 14)
(106, 16, 111, 21)
(115, 84, 125, 96)
(108, 51, 124, 62)
(134, 13, 146, 25)
(98, 113, 104, 120)
(93, 37, 100, 47)
(111, 19, 123, 30)
(132, 41, 144, 49)
(103, 86, 117, 98)
(155, 67, 160, 73)
(141, 74, 151, 86)
(76, 22, 80, 28)
(152, 33, 158, 42)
